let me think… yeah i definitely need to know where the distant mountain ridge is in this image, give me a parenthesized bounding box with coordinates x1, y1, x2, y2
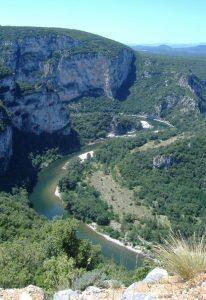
(132, 44, 206, 56)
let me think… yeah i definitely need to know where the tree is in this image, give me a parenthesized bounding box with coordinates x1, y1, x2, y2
(40, 255, 80, 291)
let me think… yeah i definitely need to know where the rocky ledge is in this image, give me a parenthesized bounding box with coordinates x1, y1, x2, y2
(153, 154, 177, 169)
(2, 268, 206, 300)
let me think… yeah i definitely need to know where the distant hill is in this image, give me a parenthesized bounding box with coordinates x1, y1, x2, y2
(132, 44, 206, 56)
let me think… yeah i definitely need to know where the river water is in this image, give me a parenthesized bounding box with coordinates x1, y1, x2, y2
(30, 149, 144, 270)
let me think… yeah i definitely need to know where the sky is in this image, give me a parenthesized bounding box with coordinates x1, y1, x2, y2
(0, 0, 206, 45)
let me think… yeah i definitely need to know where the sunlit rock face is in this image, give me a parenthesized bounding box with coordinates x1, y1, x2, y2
(0, 28, 134, 136)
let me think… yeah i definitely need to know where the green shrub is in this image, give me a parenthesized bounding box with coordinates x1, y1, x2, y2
(72, 270, 107, 291)
(0, 64, 11, 79)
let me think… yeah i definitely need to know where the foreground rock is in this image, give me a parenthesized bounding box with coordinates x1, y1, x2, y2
(122, 268, 168, 300)
(54, 286, 124, 300)
(2, 268, 206, 299)
(0, 285, 45, 300)
(122, 270, 206, 300)
(54, 289, 80, 300)
(142, 267, 169, 283)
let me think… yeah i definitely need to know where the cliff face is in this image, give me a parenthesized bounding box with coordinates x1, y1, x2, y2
(0, 104, 12, 173)
(0, 28, 134, 136)
(0, 126, 12, 174)
(0, 27, 134, 171)
(188, 74, 206, 114)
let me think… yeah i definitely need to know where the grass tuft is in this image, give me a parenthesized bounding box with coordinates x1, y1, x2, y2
(154, 232, 206, 280)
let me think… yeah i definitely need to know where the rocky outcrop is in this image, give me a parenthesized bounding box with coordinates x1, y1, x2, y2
(155, 93, 198, 116)
(155, 96, 179, 115)
(153, 155, 177, 169)
(142, 268, 169, 283)
(122, 268, 169, 300)
(188, 74, 206, 114)
(121, 271, 206, 300)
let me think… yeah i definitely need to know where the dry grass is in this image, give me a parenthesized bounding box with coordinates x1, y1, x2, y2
(88, 170, 150, 219)
(136, 135, 180, 152)
(154, 233, 206, 280)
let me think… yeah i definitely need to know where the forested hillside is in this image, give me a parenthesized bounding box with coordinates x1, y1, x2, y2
(94, 132, 206, 238)
(68, 52, 206, 145)
(59, 130, 206, 248)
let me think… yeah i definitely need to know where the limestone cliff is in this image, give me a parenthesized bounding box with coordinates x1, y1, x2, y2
(0, 104, 12, 173)
(0, 26, 134, 170)
(0, 27, 134, 136)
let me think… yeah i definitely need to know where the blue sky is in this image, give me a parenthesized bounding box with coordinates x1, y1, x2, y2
(0, 0, 206, 45)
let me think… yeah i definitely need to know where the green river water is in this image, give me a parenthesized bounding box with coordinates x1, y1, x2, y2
(30, 148, 144, 270)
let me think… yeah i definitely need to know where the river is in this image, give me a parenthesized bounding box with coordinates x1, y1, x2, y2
(30, 147, 144, 270)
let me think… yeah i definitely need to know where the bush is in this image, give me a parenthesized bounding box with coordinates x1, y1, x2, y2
(38, 255, 80, 291)
(72, 270, 107, 291)
(97, 214, 110, 226)
(154, 232, 206, 280)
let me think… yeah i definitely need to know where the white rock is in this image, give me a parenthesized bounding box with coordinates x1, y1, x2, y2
(19, 291, 33, 300)
(78, 151, 94, 162)
(53, 289, 80, 300)
(143, 268, 168, 283)
(80, 286, 103, 300)
(122, 282, 156, 300)
(122, 292, 156, 300)
(1, 285, 45, 300)
(140, 120, 153, 129)
(83, 286, 102, 294)
(125, 282, 140, 291)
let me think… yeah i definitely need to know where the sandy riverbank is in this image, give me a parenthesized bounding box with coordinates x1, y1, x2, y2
(55, 186, 61, 198)
(62, 151, 94, 170)
(87, 223, 145, 255)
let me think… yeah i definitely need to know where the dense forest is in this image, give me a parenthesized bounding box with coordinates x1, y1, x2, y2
(59, 157, 113, 225)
